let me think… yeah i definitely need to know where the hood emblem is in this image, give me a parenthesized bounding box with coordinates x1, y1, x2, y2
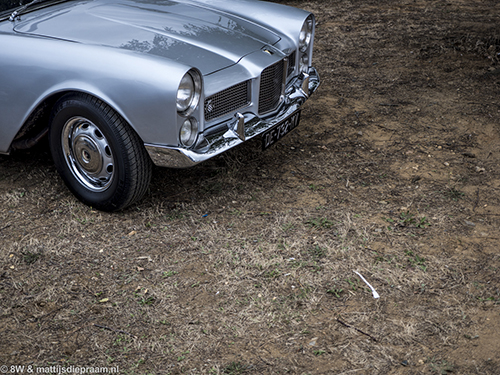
(262, 47, 274, 55)
(206, 99, 214, 113)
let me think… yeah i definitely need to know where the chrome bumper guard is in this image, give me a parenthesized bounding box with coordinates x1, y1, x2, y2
(145, 67, 320, 169)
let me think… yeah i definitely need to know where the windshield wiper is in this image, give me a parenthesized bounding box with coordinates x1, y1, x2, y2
(9, 0, 45, 21)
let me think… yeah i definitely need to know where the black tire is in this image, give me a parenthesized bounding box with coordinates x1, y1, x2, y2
(49, 93, 152, 211)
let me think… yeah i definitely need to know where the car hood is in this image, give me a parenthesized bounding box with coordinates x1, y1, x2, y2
(13, 0, 282, 75)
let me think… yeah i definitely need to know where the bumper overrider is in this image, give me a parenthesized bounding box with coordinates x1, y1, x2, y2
(145, 67, 320, 169)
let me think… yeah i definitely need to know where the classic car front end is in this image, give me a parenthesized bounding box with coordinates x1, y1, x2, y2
(0, 0, 320, 210)
(146, 42, 320, 168)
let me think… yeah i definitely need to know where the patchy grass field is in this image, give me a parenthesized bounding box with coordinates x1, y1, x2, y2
(1, 0, 500, 374)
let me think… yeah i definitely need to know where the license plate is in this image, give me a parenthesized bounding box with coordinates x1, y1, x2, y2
(262, 111, 301, 150)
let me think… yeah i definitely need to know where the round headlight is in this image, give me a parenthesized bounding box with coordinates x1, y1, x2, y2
(299, 16, 313, 53)
(176, 70, 201, 115)
(179, 117, 198, 147)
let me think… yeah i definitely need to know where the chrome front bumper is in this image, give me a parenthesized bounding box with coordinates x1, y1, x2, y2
(145, 67, 320, 169)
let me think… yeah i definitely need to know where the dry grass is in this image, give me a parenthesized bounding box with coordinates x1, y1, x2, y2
(2, 0, 500, 374)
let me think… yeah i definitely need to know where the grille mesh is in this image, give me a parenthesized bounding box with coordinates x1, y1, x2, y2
(204, 81, 250, 121)
(259, 59, 285, 114)
(204, 55, 293, 121)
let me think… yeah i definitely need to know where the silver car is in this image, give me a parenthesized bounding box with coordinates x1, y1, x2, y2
(0, 0, 320, 211)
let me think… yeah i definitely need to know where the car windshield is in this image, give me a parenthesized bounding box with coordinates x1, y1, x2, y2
(1, 1, 29, 13)
(0, 0, 57, 15)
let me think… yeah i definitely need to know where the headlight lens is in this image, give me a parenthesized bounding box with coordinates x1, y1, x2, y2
(179, 117, 198, 147)
(299, 16, 313, 53)
(176, 70, 201, 115)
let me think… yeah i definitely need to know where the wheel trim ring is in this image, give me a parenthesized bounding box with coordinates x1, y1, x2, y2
(62, 117, 115, 192)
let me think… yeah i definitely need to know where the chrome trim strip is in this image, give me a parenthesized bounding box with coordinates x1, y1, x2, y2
(281, 57, 289, 99)
(145, 67, 320, 169)
(301, 73, 310, 97)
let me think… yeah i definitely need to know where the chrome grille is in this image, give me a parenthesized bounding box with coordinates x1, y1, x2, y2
(259, 59, 285, 114)
(204, 81, 250, 121)
(287, 51, 296, 77)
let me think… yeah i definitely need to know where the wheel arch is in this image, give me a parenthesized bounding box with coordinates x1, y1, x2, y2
(10, 88, 141, 152)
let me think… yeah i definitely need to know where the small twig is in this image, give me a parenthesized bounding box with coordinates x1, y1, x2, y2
(93, 323, 136, 338)
(37, 305, 67, 322)
(425, 320, 447, 333)
(0, 224, 11, 232)
(258, 355, 274, 366)
(337, 369, 365, 375)
(473, 188, 479, 211)
(466, 236, 500, 240)
(336, 318, 378, 342)
(68, 320, 92, 335)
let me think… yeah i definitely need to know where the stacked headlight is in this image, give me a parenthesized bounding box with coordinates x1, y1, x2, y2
(179, 117, 198, 147)
(177, 69, 202, 147)
(299, 15, 314, 73)
(176, 70, 201, 115)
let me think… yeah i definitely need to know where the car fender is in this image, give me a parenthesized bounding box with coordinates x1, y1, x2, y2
(0, 33, 192, 153)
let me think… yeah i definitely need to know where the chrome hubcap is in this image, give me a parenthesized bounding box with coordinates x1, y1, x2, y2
(62, 117, 114, 192)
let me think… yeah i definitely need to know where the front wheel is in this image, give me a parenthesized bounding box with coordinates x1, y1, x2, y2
(49, 93, 152, 211)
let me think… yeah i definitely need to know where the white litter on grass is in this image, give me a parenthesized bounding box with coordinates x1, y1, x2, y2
(353, 271, 380, 299)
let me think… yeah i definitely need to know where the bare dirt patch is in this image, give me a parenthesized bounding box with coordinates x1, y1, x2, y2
(1, 0, 500, 374)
